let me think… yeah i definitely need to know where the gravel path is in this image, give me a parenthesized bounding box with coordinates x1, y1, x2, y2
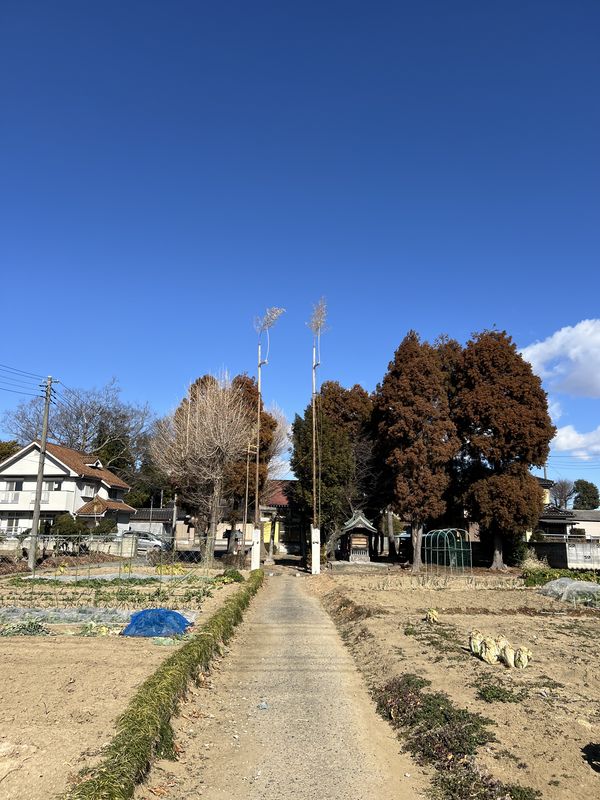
(136, 574, 426, 800)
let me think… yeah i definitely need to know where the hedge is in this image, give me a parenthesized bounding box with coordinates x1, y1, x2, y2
(61, 569, 264, 800)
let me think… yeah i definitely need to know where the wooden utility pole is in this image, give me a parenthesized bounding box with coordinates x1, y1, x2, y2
(311, 337, 318, 528)
(251, 339, 265, 570)
(171, 492, 178, 545)
(308, 298, 326, 575)
(29, 375, 52, 574)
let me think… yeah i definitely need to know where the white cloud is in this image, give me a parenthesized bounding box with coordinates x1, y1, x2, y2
(521, 319, 600, 397)
(553, 425, 600, 458)
(547, 398, 563, 423)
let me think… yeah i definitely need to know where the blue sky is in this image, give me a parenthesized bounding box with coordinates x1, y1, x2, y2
(1, 2, 599, 489)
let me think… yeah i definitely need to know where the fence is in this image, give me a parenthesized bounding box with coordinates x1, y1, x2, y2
(530, 539, 600, 571)
(0, 529, 244, 579)
(0, 531, 244, 611)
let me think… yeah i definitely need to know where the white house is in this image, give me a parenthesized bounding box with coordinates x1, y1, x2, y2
(0, 441, 135, 537)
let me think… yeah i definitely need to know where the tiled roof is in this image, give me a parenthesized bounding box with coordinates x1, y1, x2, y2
(570, 509, 600, 522)
(45, 442, 130, 489)
(76, 495, 136, 516)
(343, 510, 377, 533)
(131, 508, 176, 521)
(539, 504, 574, 520)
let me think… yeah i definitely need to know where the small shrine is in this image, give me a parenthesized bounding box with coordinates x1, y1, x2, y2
(340, 510, 377, 563)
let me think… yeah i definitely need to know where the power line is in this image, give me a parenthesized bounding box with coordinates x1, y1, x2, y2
(52, 387, 78, 407)
(51, 391, 80, 416)
(0, 376, 42, 392)
(0, 385, 42, 398)
(56, 381, 80, 400)
(0, 367, 40, 383)
(0, 362, 45, 379)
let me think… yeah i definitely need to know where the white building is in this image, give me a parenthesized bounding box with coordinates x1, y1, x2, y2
(0, 441, 135, 536)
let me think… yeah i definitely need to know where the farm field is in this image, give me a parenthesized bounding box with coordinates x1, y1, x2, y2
(313, 572, 600, 800)
(0, 571, 241, 800)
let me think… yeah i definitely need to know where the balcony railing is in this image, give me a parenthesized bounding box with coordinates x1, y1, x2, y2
(0, 490, 74, 510)
(0, 491, 20, 504)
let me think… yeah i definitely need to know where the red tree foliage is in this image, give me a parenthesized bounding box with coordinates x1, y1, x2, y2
(374, 332, 459, 571)
(455, 331, 555, 568)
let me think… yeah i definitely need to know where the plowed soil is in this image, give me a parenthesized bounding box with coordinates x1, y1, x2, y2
(311, 573, 600, 800)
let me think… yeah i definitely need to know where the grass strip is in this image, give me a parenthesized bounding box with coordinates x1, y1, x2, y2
(60, 569, 264, 800)
(375, 674, 540, 800)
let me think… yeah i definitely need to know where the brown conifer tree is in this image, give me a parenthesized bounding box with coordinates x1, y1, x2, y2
(455, 331, 555, 569)
(374, 332, 458, 572)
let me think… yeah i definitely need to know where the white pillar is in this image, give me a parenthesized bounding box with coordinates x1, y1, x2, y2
(311, 526, 321, 575)
(251, 527, 261, 571)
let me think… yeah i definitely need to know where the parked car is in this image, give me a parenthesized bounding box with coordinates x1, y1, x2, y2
(123, 531, 168, 552)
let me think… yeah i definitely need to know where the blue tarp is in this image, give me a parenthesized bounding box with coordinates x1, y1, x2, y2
(122, 608, 192, 637)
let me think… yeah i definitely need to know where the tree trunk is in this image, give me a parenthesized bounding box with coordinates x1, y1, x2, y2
(489, 531, 505, 570)
(411, 521, 423, 573)
(386, 507, 397, 559)
(325, 530, 338, 561)
(205, 479, 221, 569)
(226, 512, 237, 555)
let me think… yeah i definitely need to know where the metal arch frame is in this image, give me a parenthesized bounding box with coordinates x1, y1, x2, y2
(422, 528, 472, 575)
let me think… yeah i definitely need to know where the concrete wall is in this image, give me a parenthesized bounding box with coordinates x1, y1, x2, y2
(570, 519, 600, 539)
(530, 540, 600, 570)
(565, 540, 600, 570)
(129, 520, 170, 538)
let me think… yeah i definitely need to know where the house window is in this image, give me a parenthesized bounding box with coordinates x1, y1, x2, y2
(81, 484, 95, 498)
(39, 516, 54, 534)
(108, 489, 122, 501)
(43, 481, 62, 492)
(1, 514, 20, 534)
(1, 481, 22, 503)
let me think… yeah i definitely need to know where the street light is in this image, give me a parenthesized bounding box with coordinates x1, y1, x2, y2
(251, 307, 285, 570)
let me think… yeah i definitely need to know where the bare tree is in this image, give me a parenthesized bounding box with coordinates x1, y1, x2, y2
(550, 478, 575, 509)
(152, 374, 253, 566)
(2, 379, 150, 470)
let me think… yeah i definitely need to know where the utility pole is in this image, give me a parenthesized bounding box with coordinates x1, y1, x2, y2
(252, 338, 265, 570)
(308, 298, 326, 575)
(312, 335, 319, 528)
(171, 492, 178, 547)
(242, 442, 255, 558)
(251, 307, 285, 571)
(29, 375, 53, 574)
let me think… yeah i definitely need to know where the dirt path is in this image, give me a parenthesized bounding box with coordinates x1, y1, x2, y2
(136, 574, 427, 800)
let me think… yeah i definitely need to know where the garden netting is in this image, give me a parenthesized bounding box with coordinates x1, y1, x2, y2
(539, 578, 600, 607)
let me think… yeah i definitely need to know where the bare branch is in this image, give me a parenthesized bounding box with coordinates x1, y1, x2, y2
(254, 306, 285, 335)
(151, 374, 254, 548)
(1, 380, 151, 469)
(308, 297, 327, 336)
